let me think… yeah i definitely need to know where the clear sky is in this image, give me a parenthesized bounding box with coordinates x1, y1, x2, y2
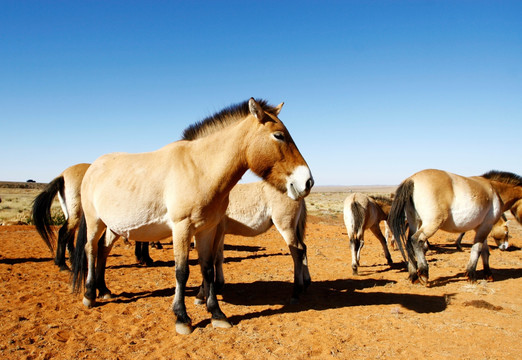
(1, 1, 521, 185)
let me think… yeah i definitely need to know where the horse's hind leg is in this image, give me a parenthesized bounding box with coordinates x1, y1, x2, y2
(350, 237, 361, 275)
(56, 222, 74, 271)
(135, 241, 153, 266)
(409, 228, 436, 285)
(370, 224, 393, 266)
(95, 230, 118, 299)
(455, 233, 465, 251)
(195, 224, 225, 306)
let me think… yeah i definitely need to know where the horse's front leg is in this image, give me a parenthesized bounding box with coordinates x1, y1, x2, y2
(171, 221, 194, 335)
(196, 228, 231, 329)
(280, 228, 309, 303)
(370, 225, 393, 266)
(195, 223, 225, 305)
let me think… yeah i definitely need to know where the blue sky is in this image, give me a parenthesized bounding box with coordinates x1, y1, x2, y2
(1, 1, 521, 185)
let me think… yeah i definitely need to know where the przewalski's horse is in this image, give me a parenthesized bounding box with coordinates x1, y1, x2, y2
(193, 180, 309, 305)
(455, 213, 509, 251)
(32, 163, 90, 270)
(71, 98, 313, 335)
(343, 193, 394, 275)
(389, 169, 522, 285)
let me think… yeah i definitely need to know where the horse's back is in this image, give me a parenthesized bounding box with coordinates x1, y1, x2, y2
(410, 169, 500, 232)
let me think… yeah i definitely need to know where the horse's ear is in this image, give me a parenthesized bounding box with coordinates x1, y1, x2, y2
(274, 102, 284, 115)
(249, 98, 265, 120)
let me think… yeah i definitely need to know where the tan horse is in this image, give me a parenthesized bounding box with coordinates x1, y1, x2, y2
(455, 213, 509, 251)
(389, 169, 522, 285)
(71, 98, 313, 335)
(32, 163, 90, 270)
(343, 193, 394, 275)
(193, 180, 309, 305)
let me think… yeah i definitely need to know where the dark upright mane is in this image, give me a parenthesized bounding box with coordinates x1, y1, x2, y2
(369, 194, 394, 206)
(182, 99, 278, 141)
(481, 170, 522, 186)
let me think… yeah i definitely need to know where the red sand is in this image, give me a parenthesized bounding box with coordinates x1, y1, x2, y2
(0, 215, 521, 359)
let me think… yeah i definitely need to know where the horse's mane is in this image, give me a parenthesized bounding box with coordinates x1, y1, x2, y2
(182, 99, 279, 141)
(481, 170, 522, 187)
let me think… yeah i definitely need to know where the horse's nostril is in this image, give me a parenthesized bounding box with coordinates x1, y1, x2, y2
(306, 178, 314, 191)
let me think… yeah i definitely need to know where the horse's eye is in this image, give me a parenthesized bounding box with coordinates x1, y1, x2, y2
(273, 132, 285, 141)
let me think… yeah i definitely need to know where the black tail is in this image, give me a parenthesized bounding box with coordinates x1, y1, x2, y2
(388, 179, 414, 263)
(32, 176, 65, 254)
(350, 201, 365, 240)
(71, 214, 88, 293)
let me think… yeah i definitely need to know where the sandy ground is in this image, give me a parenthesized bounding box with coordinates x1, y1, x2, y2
(0, 214, 521, 359)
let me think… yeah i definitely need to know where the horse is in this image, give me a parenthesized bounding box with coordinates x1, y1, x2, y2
(343, 193, 395, 275)
(32, 163, 90, 271)
(454, 213, 509, 251)
(71, 98, 313, 335)
(388, 169, 522, 285)
(190, 180, 309, 305)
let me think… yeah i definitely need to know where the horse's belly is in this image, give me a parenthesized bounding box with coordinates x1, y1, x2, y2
(125, 222, 172, 242)
(445, 206, 486, 232)
(225, 210, 272, 236)
(105, 215, 172, 242)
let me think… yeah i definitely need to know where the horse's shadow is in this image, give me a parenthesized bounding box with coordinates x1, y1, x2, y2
(427, 267, 522, 288)
(0, 257, 53, 265)
(224, 244, 265, 252)
(98, 276, 448, 328)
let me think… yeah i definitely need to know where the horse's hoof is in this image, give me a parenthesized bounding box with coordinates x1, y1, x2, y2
(175, 323, 193, 335)
(83, 297, 95, 308)
(465, 271, 477, 283)
(194, 298, 205, 305)
(418, 274, 429, 287)
(100, 292, 114, 300)
(212, 319, 232, 329)
(485, 274, 494, 282)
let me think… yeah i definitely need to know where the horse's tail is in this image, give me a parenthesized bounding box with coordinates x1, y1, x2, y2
(350, 201, 365, 241)
(71, 214, 88, 293)
(388, 179, 414, 263)
(32, 176, 65, 254)
(296, 199, 307, 247)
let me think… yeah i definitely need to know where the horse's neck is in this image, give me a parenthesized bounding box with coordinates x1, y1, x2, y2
(491, 181, 522, 211)
(188, 120, 250, 198)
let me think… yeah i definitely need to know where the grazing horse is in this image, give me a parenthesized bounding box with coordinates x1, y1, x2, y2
(192, 180, 309, 305)
(389, 169, 522, 285)
(32, 163, 90, 270)
(454, 214, 509, 251)
(71, 98, 313, 335)
(343, 193, 394, 275)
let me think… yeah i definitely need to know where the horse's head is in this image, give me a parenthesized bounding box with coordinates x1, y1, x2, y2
(245, 98, 313, 200)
